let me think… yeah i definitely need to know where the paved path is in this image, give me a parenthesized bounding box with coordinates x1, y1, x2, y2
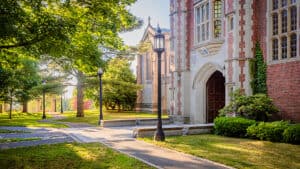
(62, 126, 232, 169)
(0, 112, 233, 169)
(0, 126, 74, 149)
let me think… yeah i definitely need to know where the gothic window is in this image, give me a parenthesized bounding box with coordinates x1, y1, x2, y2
(282, 0, 287, 7)
(291, 6, 297, 31)
(195, 2, 209, 43)
(281, 36, 287, 59)
(273, 0, 278, 10)
(290, 34, 297, 58)
(281, 10, 287, 33)
(146, 53, 152, 80)
(214, 0, 222, 38)
(196, 7, 201, 43)
(194, 0, 223, 44)
(270, 0, 298, 61)
(273, 39, 278, 60)
(272, 13, 278, 35)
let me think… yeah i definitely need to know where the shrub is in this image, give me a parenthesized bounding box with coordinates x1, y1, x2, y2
(283, 124, 300, 144)
(214, 117, 256, 137)
(246, 121, 289, 142)
(219, 89, 278, 121)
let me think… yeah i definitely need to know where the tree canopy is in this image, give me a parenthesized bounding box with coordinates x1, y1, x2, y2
(0, 0, 142, 117)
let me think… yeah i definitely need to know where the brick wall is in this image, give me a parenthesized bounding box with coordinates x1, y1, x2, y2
(253, 0, 300, 122)
(267, 62, 300, 122)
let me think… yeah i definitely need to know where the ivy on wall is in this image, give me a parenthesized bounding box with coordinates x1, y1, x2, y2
(250, 42, 267, 94)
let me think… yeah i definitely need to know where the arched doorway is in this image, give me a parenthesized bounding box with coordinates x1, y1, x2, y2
(206, 71, 225, 123)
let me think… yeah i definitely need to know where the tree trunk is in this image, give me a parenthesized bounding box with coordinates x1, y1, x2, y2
(22, 101, 28, 113)
(76, 71, 84, 117)
(0, 104, 2, 113)
(60, 94, 63, 114)
(9, 94, 12, 119)
(117, 103, 121, 112)
(54, 98, 56, 112)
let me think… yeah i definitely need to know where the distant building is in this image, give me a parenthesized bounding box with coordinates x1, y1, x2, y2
(135, 18, 173, 113)
(170, 0, 300, 123)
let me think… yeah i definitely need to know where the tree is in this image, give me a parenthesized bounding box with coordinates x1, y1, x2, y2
(45, 0, 142, 117)
(0, 0, 76, 60)
(0, 57, 41, 118)
(86, 57, 141, 112)
(1, 0, 142, 117)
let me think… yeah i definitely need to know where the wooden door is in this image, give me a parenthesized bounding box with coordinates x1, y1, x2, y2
(206, 71, 225, 123)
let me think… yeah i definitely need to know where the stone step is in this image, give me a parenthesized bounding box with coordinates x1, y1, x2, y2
(132, 123, 214, 138)
(100, 118, 172, 127)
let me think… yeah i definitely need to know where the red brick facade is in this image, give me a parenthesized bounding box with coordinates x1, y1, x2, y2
(170, 0, 300, 123)
(253, 0, 300, 122)
(267, 62, 300, 122)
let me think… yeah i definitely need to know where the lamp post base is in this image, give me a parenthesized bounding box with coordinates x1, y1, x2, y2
(98, 120, 102, 126)
(154, 129, 165, 141)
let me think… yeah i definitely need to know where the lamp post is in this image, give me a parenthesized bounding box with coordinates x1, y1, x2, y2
(98, 68, 104, 125)
(42, 80, 46, 119)
(153, 25, 165, 141)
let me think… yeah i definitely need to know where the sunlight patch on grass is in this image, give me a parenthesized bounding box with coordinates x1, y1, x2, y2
(0, 143, 154, 169)
(0, 112, 67, 128)
(141, 134, 300, 169)
(66, 144, 98, 161)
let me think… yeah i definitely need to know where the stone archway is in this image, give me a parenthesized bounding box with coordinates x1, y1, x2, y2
(191, 62, 224, 124)
(206, 71, 225, 123)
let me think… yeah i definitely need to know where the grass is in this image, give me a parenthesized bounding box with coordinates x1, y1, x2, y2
(141, 134, 300, 169)
(0, 112, 67, 128)
(0, 138, 41, 143)
(0, 142, 154, 169)
(58, 109, 168, 125)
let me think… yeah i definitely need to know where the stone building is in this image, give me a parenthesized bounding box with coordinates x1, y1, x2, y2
(169, 0, 300, 123)
(136, 19, 173, 113)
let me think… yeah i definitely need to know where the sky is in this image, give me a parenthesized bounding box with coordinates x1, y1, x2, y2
(120, 0, 170, 46)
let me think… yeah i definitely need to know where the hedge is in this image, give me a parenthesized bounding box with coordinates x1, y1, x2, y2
(246, 121, 289, 142)
(283, 124, 300, 144)
(214, 117, 256, 137)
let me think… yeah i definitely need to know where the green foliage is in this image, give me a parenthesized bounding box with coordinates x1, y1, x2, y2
(283, 124, 300, 144)
(0, 57, 42, 116)
(219, 89, 278, 121)
(246, 121, 289, 142)
(0, 0, 76, 58)
(251, 42, 267, 94)
(214, 117, 256, 137)
(86, 58, 141, 111)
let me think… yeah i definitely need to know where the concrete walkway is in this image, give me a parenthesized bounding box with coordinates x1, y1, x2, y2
(0, 112, 232, 169)
(62, 126, 232, 169)
(0, 126, 74, 149)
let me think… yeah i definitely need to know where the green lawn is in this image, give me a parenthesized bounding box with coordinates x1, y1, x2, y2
(0, 142, 154, 169)
(141, 134, 300, 169)
(0, 112, 67, 128)
(58, 110, 168, 125)
(0, 138, 41, 143)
